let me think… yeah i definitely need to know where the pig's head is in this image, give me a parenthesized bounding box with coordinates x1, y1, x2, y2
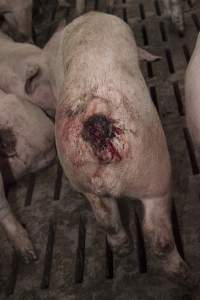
(0, 0, 33, 43)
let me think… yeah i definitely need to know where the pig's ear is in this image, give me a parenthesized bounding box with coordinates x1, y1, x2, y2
(138, 47, 162, 61)
(24, 63, 40, 94)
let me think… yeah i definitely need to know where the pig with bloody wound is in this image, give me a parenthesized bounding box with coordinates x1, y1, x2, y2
(51, 12, 188, 278)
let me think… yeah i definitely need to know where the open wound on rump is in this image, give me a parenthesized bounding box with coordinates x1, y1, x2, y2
(0, 128, 17, 157)
(82, 114, 123, 164)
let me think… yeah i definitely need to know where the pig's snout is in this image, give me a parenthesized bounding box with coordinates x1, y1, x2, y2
(82, 114, 123, 164)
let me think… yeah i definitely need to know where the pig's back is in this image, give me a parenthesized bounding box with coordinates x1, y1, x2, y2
(62, 11, 138, 67)
(59, 12, 158, 124)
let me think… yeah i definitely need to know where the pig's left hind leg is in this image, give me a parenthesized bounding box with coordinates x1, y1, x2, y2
(0, 174, 37, 263)
(85, 193, 133, 256)
(142, 194, 189, 279)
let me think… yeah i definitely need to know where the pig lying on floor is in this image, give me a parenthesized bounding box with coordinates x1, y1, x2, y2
(0, 0, 33, 42)
(0, 31, 56, 117)
(47, 11, 189, 279)
(0, 90, 55, 263)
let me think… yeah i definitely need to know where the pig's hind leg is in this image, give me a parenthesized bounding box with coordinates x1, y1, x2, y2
(142, 194, 195, 284)
(85, 193, 133, 256)
(0, 174, 37, 263)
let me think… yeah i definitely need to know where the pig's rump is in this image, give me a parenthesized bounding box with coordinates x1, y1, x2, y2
(55, 12, 171, 199)
(56, 94, 170, 199)
(0, 92, 55, 183)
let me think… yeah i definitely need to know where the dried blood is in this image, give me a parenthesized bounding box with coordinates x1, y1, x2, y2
(82, 114, 123, 163)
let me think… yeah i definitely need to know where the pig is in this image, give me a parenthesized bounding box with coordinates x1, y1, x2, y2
(53, 11, 188, 279)
(0, 0, 33, 43)
(0, 32, 56, 117)
(0, 89, 56, 263)
(185, 33, 200, 146)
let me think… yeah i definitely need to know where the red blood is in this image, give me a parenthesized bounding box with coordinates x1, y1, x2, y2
(113, 126, 123, 135)
(107, 140, 122, 161)
(82, 114, 124, 163)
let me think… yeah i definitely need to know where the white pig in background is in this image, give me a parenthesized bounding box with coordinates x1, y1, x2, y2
(0, 32, 56, 116)
(185, 33, 200, 146)
(0, 90, 56, 263)
(0, 0, 33, 42)
(51, 11, 188, 278)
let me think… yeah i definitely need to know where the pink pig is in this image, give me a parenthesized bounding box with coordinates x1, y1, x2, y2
(53, 12, 188, 278)
(0, 32, 56, 116)
(0, 0, 33, 42)
(0, 90, 55, 263)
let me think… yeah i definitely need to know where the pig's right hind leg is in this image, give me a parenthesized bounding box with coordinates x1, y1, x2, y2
(85, 193, 133, 256)
(142, 194, 194, 284)
(0, 174, 37, 264)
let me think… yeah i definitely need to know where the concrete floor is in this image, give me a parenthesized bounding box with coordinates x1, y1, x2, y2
(1, 0, 200, 299)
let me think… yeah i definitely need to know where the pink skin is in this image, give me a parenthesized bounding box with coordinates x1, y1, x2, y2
(0, 90, 56, 263)
(0, 32, 56, 117)
(54, 12, 187, 278)
(185, 33, 200, 147)
(0, 0, 33, 43)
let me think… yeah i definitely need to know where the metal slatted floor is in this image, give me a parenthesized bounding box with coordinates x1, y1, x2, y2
(1, 0, 200, 299)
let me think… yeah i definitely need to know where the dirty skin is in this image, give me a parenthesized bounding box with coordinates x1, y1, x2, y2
(82, 114, 123, 163)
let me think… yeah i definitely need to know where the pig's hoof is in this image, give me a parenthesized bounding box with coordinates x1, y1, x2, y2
(164, 256, 199, 288)
(17, 242, 38, 265)
(108, 235, 133, 257)
(12, 227, 37, 264)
